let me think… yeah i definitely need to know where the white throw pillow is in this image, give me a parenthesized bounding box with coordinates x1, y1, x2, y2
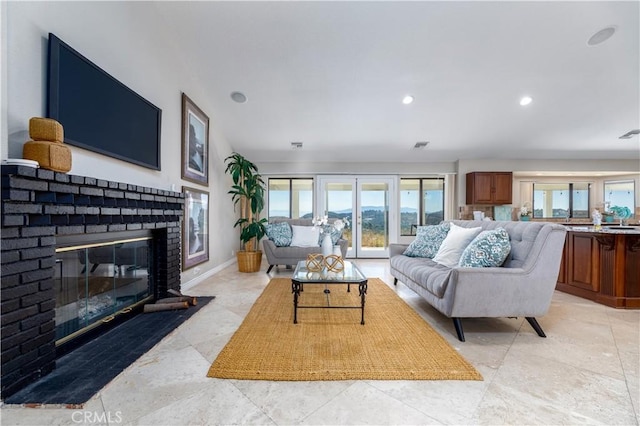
(290, 225, 320, 248)
(432, 223, 482, 268)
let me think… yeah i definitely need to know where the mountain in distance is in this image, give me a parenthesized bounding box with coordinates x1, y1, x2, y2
(400, 207, 418, 213)
(361, 205, 385, 212)
(274, 207, 419, 217)
(334, 206, 386, 214)
(269, 210, 291, 218)
(360, 206, 419, 213)
(314, 206, 419, 214)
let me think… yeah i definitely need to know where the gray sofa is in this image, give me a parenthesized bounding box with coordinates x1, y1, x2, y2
(262, 218, 349, 274)
(390, 220, 567, 341)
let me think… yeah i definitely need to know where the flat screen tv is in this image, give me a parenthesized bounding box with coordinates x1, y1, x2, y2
(47, 33, 161, 170)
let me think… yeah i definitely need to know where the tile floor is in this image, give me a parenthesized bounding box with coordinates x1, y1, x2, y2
(1, 259, 638, 425)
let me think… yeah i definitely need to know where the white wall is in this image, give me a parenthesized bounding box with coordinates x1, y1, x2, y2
(2, 2, 238, 285)
(258, 161, 457, 176)
(1, 1, 7, 152)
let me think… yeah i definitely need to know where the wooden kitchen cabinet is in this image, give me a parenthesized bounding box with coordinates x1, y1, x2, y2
(564, 231, 599, 292)
(465, 172, 513, 204)
(557, 230, 640, 308)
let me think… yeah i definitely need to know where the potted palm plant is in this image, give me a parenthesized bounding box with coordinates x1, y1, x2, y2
(224, 152, 268, 272)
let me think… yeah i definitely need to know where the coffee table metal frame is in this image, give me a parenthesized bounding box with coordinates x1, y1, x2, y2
(291, 260, 368, 325)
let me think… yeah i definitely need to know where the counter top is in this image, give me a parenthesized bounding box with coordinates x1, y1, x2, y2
(564, 225, 640, 234)
(554, 222, 640, 227)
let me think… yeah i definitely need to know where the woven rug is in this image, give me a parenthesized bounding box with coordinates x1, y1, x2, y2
(207, 278, 481, 381)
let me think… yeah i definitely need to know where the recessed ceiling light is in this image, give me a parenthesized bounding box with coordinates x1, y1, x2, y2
(587, 26, 617, 47)
(230, 91, 247, 103)
(402, 95, 414, 105)
(519, 96, 533, 106)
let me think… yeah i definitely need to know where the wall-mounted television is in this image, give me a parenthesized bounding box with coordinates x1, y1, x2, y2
(47, 33, 162, 170)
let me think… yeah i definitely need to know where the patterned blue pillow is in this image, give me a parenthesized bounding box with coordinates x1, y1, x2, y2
(330, 227, 343, 245)
(265, 222, 292, 247)
(458, 227, 511, 268)
(317, 228, 343, 246)
(403, 222, 451, 258)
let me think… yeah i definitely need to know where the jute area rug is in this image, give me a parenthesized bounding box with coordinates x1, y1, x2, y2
(207, 278, 482, 381)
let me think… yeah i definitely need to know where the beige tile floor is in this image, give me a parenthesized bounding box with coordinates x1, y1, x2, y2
(1, 259, 639, 425)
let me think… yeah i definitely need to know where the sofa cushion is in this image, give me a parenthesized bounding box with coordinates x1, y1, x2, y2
(391, 255, 454, 298)
(291, 225, 320, 247)
(432, 223, 482, 267)
(403, 222, 450, 258)
(265, 222, 292, 247)
(458, 227, 511, 268)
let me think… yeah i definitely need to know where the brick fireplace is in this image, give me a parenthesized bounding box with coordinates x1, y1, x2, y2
(1, 165, 184, 399)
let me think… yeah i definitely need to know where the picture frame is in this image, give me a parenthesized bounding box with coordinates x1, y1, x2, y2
(182, 186, 209, 270)
(181, 93, 209, 185)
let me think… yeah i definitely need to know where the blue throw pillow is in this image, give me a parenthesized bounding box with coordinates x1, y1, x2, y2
(458, 227, 511, 268)
(265, 222, 292, 247)
(403, 222, 450, 258)
(317, 227, 343, 246)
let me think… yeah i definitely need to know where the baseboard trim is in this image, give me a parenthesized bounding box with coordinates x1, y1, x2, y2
(181, 257, 237, 292)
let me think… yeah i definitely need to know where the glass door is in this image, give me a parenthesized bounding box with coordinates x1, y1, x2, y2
(317, 176, 397, 258)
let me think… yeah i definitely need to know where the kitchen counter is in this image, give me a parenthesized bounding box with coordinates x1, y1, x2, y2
(564, 225, 640, 234)
(556, 229, 640, 308)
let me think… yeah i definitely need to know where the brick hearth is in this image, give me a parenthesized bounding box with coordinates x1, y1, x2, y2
(0, 165, 184, 399)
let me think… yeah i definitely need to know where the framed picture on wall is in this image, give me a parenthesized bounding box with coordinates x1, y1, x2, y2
(182, 186, 209, 270)
(181, 93, 209, 185)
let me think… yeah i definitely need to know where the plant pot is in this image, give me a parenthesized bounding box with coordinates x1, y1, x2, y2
(237, 250, 263, 273)
(520, 215, 530, 221)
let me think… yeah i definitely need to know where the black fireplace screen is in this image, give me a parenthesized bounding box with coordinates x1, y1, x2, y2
(54, 237, 153, 344)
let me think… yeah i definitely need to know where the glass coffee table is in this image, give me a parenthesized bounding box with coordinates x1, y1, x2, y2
(291, 260, 368, 325)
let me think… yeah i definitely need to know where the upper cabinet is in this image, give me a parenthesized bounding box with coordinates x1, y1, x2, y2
(466, 172, 513, 205)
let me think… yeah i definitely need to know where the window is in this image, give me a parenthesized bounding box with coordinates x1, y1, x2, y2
(267, 178, 313, 219)
(533, 183, 591, 219)
(572, 183, 590, 218)
(604, 180, 635, 216)
(400, 178, 444, 235)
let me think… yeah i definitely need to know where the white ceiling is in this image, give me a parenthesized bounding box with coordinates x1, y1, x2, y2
(156, 1, 640, 164)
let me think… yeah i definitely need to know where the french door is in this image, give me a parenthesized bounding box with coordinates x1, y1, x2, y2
(316, 176, 397, 258)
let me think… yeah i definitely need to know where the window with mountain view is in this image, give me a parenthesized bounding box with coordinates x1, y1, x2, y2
(604, 180, 635, 217)
(533, 183, 590, 219)
(267, 178, 313, 219)
(400, 178, 445, 236)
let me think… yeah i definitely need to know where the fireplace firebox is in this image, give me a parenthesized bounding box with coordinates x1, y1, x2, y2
(1, 166, 184, 399)
(54, 231, 154, 347)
